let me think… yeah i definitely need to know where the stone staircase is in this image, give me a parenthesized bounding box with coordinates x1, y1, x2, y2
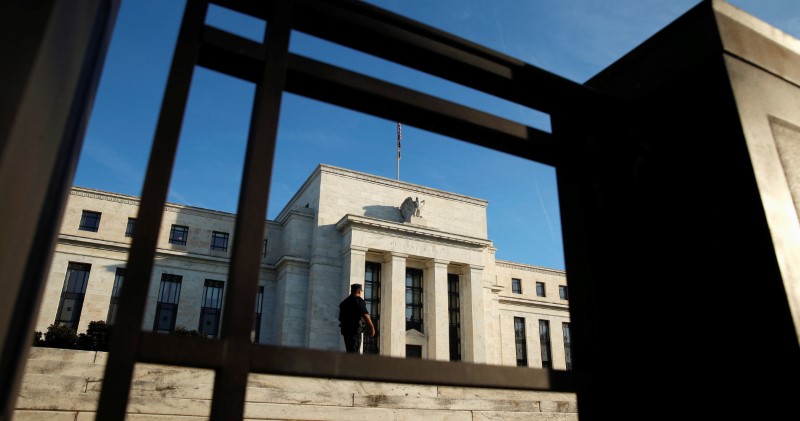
(15, 347, 578, 420)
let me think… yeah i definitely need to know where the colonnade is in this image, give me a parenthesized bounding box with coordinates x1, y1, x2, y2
(342, 246, 486, 363)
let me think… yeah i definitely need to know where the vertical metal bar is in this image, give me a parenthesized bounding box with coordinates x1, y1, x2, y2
(96, 1, 208, 419)
(0, 1, 119, 417)
(209, 1, 292, 419)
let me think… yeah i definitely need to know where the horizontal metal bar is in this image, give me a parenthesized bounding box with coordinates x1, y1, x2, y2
(209, 0, 268, 21)
(210, 0, 595, 114)
(210, 0, 511, 66)
(198, 26, 264, 81)
(286, 54, 557, 165)
(137, 333, 225, 369)
(250, 345, 578, 392)
(136, 335, 577, 392)
(198, 26, 556, 165)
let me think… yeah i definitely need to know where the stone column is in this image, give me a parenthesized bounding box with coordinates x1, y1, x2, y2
(258, 279, 278, 345)
(275, 258, 309, 347)
(381, 252, 407, 357)
(305, 256, 342, 350)
(487, 283, 503, 365)
(339, 246, 368, 352)
(549, 318, 567, 370)
(425, 259, 450, 360)
(462, 264, 486, 363)
(341, 246, 368, 294)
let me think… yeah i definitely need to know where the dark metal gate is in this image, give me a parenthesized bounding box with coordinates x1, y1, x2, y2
(4, 1, 800, 420)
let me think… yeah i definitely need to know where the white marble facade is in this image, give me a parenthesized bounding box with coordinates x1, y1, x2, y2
(37, 164, 571, 369)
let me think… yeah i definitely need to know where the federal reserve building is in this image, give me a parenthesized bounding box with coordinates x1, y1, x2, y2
(36, 164, 571, 369)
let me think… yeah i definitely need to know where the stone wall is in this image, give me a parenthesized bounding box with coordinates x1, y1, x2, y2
(316, 165, 490, 239)
(15, 347, 578, 420)
(493, 261, 570, 367)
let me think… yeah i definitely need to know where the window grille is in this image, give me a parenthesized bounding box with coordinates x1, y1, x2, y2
(107, 268, 125, 324)
(536, 281, 546, 297)
(211, 231, 229, 252)
(79, 211, 101, 232)
(199, 280, 224, 338)
(447, 273, 461, 361)
(405, 268, 423, 333)
(169, 225, 189, 245)
(253, 286, 264, 343)
(55, 263, 92, 329)
(563, 322, 573, 371)
(363, 262, 381, 354)
(514, 316, 528, 367)
(125, 218, 136, 237)
(539, 319, 552, 369)
(153, 274, 182, 334)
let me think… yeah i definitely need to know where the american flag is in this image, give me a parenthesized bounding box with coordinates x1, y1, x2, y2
(397, 122, 402, 160)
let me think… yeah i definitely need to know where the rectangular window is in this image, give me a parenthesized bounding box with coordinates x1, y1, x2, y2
(536, 281, 546, 297)
(539, 319, 552, 369)
(405, 268, 423, 332)
(406, 344, 422, 358)
(559, 285, 568, 300)
(199, 279, 224, 338)
(210, 231, 229, 252)
(262, 239, 268, 258)
(511, 278, 522, 294)
(448, 273, 461, 361)
(514, 317, 528, 367)
(253, 285, 264, 344)
(363, 262, 381, 354)
(55, 263, 91, 329)
(153, 274, 182, 333)
(107, 268, 125, 324)
(563, 322, 573, 371)
(125, 218, 136, 237)
(79, 210, 101, 232)
(169, 224, 188, 245)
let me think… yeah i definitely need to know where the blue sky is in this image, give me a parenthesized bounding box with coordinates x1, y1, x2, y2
(75, 1, 800, 270)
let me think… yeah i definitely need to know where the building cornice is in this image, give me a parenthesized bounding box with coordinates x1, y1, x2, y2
(57, 235, 278, 270)
(275, 255, 311, 270)
(319, 164, 488, 207)
(498, 295, 570, 312)
(274, 165, 323, 223)
(714, 0, 800, 56)
(495, 260, 566, 277)
(70, 187, 236, 221)
(336, 214, 492, 248)
(274, 164, 489, 223)
(276, 209, 314, 226)
(71, 187, 141, 206)
(71, 187, 292, 231)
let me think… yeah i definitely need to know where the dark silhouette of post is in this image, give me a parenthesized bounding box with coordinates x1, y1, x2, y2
(554, 1, 800, 417)
(0, 1, 120, 419)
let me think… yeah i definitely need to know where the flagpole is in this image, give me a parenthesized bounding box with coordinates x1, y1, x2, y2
(396, 122, 402, 180)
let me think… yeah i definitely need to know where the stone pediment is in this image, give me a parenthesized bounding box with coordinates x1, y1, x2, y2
(336, 214, 491, 248)
(405, 329, 426, 338)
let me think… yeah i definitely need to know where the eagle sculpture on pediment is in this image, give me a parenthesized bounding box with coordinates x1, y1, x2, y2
(400, 196, 424, 222)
